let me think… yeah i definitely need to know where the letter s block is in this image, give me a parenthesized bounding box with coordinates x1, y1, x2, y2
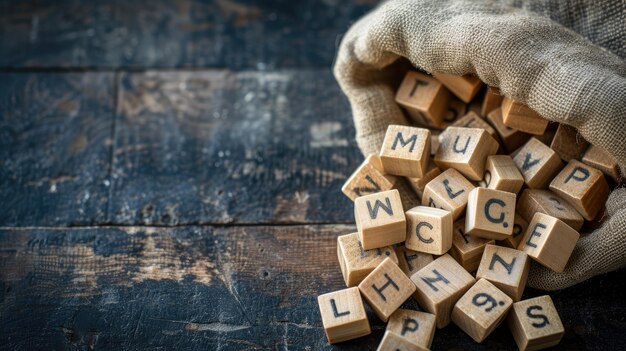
(355, 189, 406, 250)
(386, 309, 436, 349)
(380, 125, 431, 178)
(507, 295, 564, 350)
(434, 127, 499, 181)
(318, 287, 371, 344)
(465, 187, 516, 240)
(404, 206, 453, 255)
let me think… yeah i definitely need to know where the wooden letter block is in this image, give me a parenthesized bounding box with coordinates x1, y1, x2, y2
(450, 220, 494, 272)
(443, 96, 467, 125)
(486, 107, 530, 152)
(451, 278, 513, 342)
(512, 138, 563, 189)
(433, 74, 482, 103)
(342, 154, 397, 201)
(405, 206, 453, 255)
(318, 287, 371, 344)
(396, 71, 450, 127)
(465, 188, 516, 240)
(377, 331, 429, 351)
(452, 111, 497, 138)
(407, 163, 441, 199)
(380, 125, 431, 178)
(422, 168, 475, 220)
(358, 258, 416, 322)
(355, 189, 406, 250)
(481, 87, 504, 117)
(479, 155, 524, 194)
(517, 189, 583, 231)
(395, 245, 434, 279)
(386, 309, 436, 349)
(501, 98, 548, 135)
(476, 244, 530, 301)
(582, 145, 621, 181)
(507, 296, 564, 350)
(549, 124, 589, 162)
(498, 213, 528, 249)
(411, 254, 475, 328)
(434, 127, 499, 181)
(337, 232, 399, 287)
(518, 213, 580, 272)
(549, 160, 610, 221)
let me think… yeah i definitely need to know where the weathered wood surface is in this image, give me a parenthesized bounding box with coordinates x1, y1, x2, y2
(1, 225, 624, 350)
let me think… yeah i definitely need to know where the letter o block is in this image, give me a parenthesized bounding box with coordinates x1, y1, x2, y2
(355, 189, 406, 250)
(465, 188, 516, 240)
(434, 127, 499, 181)
(380, 125, 431, 178)
(507, 296, 564, 350)
(405, 206, 453, 255)
(318, 287, 371, 344)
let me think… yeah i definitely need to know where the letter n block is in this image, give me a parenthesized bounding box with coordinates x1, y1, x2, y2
(355, 189, 406, 250)
(465, 187, 516, 240)
(395, 246, 434, 278)
(358, 258, 416, 322)
(386, 309, 436, 349)
(396, 71, 450, 127)
(512, 138, 563, 189)
(479, 155, 524, 194)
(549, 159, 610, 220)
(337, 232, 399, 287)
(518, 213, 580, 272)
(434, 127, 499, 181)
(450, 220, 494, 272)
(380, 125, 431, 178)
(422, 168, 475, 220)
(476, 244, 530, 301)
(411, 254, 475, 328)
(318, 287, 371, 344)
(451, 278, 513, 342)
(507, 296, 564, 350)
(501, 98, 548, 135)
(342, 154, 397, 201)
(405, 206, 453, 255)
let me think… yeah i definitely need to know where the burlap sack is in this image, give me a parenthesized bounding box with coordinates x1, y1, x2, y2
(334, 0, 626, 290)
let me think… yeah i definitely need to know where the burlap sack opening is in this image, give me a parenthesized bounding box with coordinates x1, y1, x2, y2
(334, 0, 626, 290)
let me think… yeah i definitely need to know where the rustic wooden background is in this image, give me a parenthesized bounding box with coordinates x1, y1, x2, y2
(1, 1, 625, 350)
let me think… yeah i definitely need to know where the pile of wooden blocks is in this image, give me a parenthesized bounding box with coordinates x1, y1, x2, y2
(318, 71, 621, 350)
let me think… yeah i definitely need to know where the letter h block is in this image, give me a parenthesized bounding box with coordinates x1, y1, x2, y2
(434, 127, 499, 181)
(465, 187, 516, 240)
(318, 287, 371, 344)
(411, 254, 475, 328)
(385, 308, 436, 349)
(380, 125, 431, 178)
(507, 296, 565, 350)
(476, 244, 530, 301)
(405, 206, 453, 255)
(355, 189, 406, 250)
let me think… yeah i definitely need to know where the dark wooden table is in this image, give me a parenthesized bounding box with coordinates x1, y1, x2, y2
(1, 1, 624, 350)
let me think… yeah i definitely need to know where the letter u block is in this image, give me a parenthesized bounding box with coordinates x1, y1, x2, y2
(434, 127, 499, 181)
(518, 213, 579, 272)
(355, 189, 406, 250)
(405, 206, 453, 255)
(380, 125, 431, 178)
(465, 187, 516, 240)
(318, 287, 371, 344)
(507, 296, 564, 350)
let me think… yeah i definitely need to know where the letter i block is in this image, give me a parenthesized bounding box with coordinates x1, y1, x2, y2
(433, 73, 482, 103)
(549, 160, 610, 221)
(405, 206, 453, 255)
(434, 127, 499, 181)
(358, 258, 416, 322)
(450, 220, 494, 272)
(377, 331, 429, 351)
(451, 278, 513, 342)
(355, 189, 406, 250)
(498, 213, 528, 249)
(396, 71, 450, 127)
(422, 168, 475, 220)
(318, 287, 371, 344)
(513, 138, 563, 189)
(380, 125, 431, 178)
(518, 213, 580, 272)
(501, 97, 549, 135)
(479, 155, 524, 194)
(517, 189, 584, 231)
(476, 244, 530, 301)
(386, 309, 437, 349)
(337, 232, 399, 287)
(342, 154, 397, 201)
(507, 296, 564, 350)
(395, 246, 434, 278)
(411, 254, 476, 328)
(465, 188, 516, 240)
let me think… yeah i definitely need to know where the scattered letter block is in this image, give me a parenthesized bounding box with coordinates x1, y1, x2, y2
(476, 244, 530, 301)
(549, 160, 610, 221)
(405, 206, 453, 255)
(518, 213, 580, 272)
(422, 168, 475, 220)
(486, 108, 530, 153)
(411, 254, 476, 328)
(499, 213, 528, 249)
(377, 331, 429, 351)
(395, 246, 434, 278)
(450, 220, 494, 272)
(433, 73, 482, 103)
(481, 87, 503, 117)
(451, 278, 513, 342)
(434, 127, 499, 181)
(407, 163, 441, 199)
(479, 155, 524, 194)
(337, 232, 399, 287)
(386, 309, 437, 349)
(355, 189, 406, 250)
(380, 125, 431, 178)
(342, 155, 397, 201)
(517, 189, 584, 231)
(582, 145, 621, 181)
(501, 98, 548, 135)
(318, 287, 371, 344)
(512, 138, 563, 189)
(443, 96, 467, 124)
(550, 124, 589, 162)
(507, 296, 564, 350)
(359, 258, 416, 322)
(396, 71, 450, 127)
(452, 111, 497, 138)
(465, 188, 516, 240)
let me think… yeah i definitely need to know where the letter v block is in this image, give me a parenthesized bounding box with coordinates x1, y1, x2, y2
(355, 189, 406, 250)
(318, 287, 371, 344)
(513, 138, 563, 189)
(386, 309, 436, 349)
(507, 296, 564, 350)
(435, 127, 499, 181)
(358, 258, 416, 322)
(476, 245, 530, 301)
(422, 168, 475, 220)
(337, 232, 399, 287)
(549, 159, 609, 220)
(411, 254, 475, 328)
(405, 206, 453, 255)
(380, 125, 431, 178)
(342, 154, 398, 201)
(465, 188, 516, 240)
